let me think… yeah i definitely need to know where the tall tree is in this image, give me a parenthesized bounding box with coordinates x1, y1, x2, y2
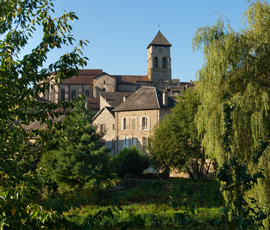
(0, 0, 88, 228)
(42, 100, 110, 191)
(193, 0, 270, 227)
(149, 88, 210, 182)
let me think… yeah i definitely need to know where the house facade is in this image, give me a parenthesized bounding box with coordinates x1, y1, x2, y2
(113, 86, 175, 153)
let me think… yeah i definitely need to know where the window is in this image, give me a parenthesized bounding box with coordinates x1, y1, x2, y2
(142, 137, 148, 149)
(131, 117, 137, 130)
(122, 118, 127, 130)
(142, 117, 147, 130)
(61, 89, 65, 101)
(162, 57, 167, 68)
(154, 57, 159, 68)
(141, 117, 150, 130)
(102, 88, 106, 92)
(104, 81, 106, 84)
(71, 90, 76, 100)
(112, 124, 115, 130)
(85, 90, 90, 97)
(132, 137, 137, 147)
(124, 136, 129, 148)
(100, 124, 106, 133)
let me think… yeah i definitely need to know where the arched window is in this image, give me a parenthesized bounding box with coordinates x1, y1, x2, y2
(162, 57, 167, 68)
(61, 89, 65, 101)
(154, 57, 159, 68)
(71, 90, 76, 100)
(85, 90, 90, 97)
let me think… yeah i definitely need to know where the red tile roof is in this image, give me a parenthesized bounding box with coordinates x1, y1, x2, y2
(113, 75, 150, 85)
(87, 97, 100, 110)
(60, 69, 103, 85)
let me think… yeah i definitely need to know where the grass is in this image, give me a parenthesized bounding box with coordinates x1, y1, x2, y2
(65, 178, 225, 229)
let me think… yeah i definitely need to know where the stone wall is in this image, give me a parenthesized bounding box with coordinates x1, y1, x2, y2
(115, 109, 160, 153)
(93, 74, 116, 97)
(93, 108, 116, 155)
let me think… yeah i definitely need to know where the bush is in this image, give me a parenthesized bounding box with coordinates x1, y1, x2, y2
(111, 147, 150, 178)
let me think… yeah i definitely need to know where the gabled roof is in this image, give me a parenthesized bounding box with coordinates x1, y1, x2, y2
(60, 69, 103, 85)
(113, 86, 175, 112)
(93, 106, 115, 121)
(147, 31, 172, 49)
(101, 92, 134, 107)
(93, 72, 116, 80)
(113, 75, 150, 85)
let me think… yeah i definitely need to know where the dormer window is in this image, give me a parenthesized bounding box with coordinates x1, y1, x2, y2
(162, 57, 167, 68)
(154, 57, 159, 68)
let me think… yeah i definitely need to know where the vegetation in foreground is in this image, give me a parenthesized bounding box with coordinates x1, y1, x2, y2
(65, 178, 225, 229)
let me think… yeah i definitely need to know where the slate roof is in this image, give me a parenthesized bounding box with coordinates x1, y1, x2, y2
(113, 75, 150, 85)
(101, 92, 134, 107)
(113, 86, 175, 112)
(147, 31, 172, 49)
(60, 69, 103, 85)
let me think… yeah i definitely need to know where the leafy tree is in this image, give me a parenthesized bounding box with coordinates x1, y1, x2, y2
(41, 99, 111, 191)
(0, 0, 88, 228)
(193, 0, 270, 227)
(110, 146, 150, 178)
(149, 88, 211, 182)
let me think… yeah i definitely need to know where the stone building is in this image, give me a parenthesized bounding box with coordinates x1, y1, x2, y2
(41, 31, 194, 108)
(40, 31, 195, 155)
(113, 86, 175, 153)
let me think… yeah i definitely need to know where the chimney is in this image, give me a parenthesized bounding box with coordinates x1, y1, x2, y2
(163, 92, 168, 107)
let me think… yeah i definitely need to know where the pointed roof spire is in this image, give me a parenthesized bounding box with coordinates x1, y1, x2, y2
(147, 31, 171, 49)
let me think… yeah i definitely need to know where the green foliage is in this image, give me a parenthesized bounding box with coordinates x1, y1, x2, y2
(41, 99, 111, 191)
(217, 96, 268, 229)
(0, 0, 88, 228)
(110, 146, 150, 178)
(149, 88, 211, 182)
(193, 0, 270, 228)
(66, 180, 224, 229)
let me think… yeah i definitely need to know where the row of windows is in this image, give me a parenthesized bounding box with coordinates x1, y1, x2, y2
(124, 136, 148, 149)
(122, 116, 150, 131)
(60, 89, 92, 101)
(154, 57, 168, 68)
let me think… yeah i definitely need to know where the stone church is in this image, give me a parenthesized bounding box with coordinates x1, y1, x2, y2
(41, 31, 194, 155)
(42, 31, 194, 109)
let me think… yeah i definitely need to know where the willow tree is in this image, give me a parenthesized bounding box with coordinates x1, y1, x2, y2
(193, 0, 270, 227)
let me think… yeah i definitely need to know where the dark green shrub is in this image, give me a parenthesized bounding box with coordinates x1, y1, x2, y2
(111, 147, 150, 178)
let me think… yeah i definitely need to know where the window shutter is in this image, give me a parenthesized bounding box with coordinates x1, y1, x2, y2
(126, 118, 129, 130)
(147, 117, 151, 130)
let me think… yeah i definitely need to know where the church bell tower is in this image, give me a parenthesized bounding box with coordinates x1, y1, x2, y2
(147, 31, 172, 89)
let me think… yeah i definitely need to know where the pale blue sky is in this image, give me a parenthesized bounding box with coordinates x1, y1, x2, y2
(30, 0, 269, 81)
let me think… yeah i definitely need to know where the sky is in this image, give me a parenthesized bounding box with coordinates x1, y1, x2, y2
(26, 0, 269, 82)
